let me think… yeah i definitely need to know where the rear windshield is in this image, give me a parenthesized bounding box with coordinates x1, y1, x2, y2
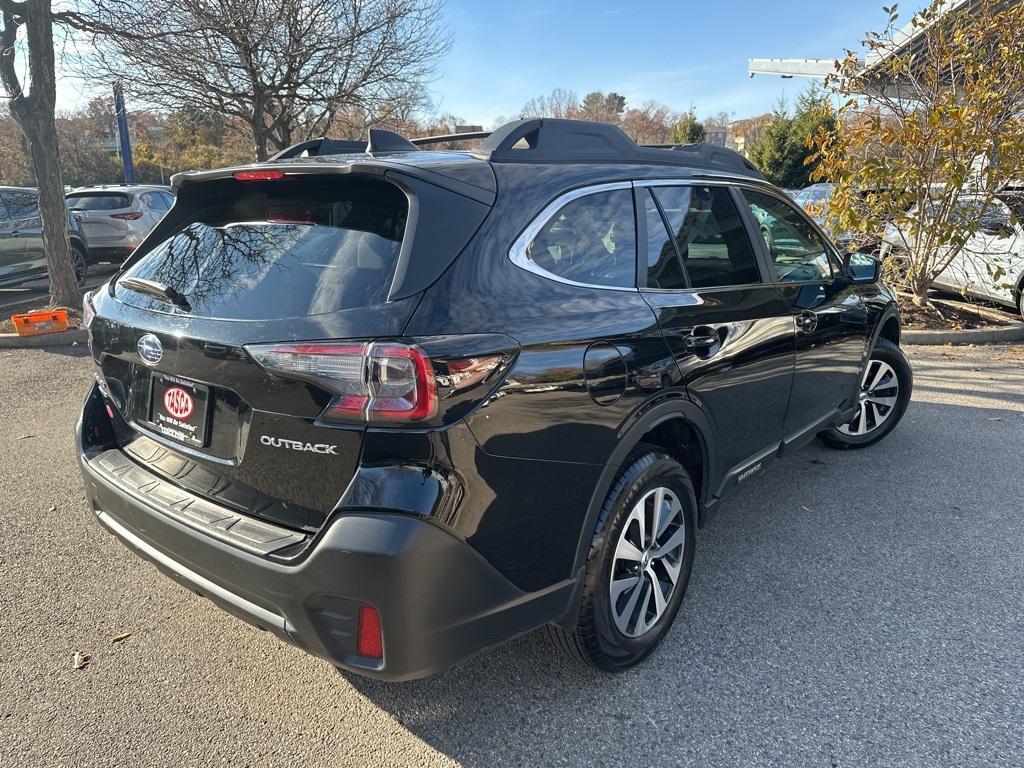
(67, 192, 132, 210)
(116, 177, 407, 319)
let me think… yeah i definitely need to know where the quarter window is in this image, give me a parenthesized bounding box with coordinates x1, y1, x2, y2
(743, 190, 835, 282)
(527, 189, 636, 288)
(652, 185, 761, 289)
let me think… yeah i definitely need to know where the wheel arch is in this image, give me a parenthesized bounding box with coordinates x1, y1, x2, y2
(569, 398, 716, 579)
(871, 302, 902, 348)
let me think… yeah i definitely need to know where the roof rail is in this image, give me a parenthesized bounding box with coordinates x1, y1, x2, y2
(468, 118, 762, 177)
(267, 119, 762, 178)
(411, 130, 492, 146)
(269, 137, 367, 161)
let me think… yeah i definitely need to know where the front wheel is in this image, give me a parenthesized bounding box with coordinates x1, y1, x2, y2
(548, 446, 696, 672)
(71, 245, 88, 287)
(818, 338, 912, 449)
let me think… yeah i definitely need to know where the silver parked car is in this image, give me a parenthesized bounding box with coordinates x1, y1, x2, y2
(65, 185, 174, 262)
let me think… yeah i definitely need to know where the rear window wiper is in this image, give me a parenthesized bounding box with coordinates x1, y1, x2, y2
(118, 277, 192, 312)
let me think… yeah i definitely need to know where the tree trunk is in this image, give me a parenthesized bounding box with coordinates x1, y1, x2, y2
(1, 0, 80, 307)
(27, 112, 80, 307)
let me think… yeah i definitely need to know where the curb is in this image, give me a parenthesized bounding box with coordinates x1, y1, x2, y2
(0, 328, 87, 349)
(903, 322, 1024, 345)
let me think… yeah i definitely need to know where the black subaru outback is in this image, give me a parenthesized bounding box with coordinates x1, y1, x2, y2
(78, 119, 911, 680)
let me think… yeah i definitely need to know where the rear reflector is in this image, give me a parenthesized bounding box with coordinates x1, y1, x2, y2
(234, 169, 286, 181)
(110, 212, 143, 220)
(245, 341, 437, 425)
(357, 605, 383, 659)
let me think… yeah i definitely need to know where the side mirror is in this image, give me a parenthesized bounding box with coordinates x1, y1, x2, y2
(844, 251, 880, 284)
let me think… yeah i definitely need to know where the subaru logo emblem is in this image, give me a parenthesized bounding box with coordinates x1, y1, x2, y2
(137, 333, 163, 366)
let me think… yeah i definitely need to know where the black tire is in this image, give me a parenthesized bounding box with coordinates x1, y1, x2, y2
(818, 338, 912, 449)
(548, 444, 696, 672)
(71, 245, 88, 287)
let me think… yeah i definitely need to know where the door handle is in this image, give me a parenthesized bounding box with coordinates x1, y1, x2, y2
(796, 310, 818, 333)
(682, 326, 723, 356)
(11, 231, 20, 238)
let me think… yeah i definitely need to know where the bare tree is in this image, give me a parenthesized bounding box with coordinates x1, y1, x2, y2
(620, 101, 679, 144)
(0, 0, 80, 306)
(74, 0, 450, 160)
(519, 88, 579, 120)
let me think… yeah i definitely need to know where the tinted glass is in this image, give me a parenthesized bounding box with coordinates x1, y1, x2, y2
(653, 185, 761, 288)
(643, 190, 686, 289)
(4, 191, 39, 219)
(66, 192, 132, 211)
(143, 191, 170, 211)
(529, 189, 636, 288)
(0, 194, 9, 222)
(159, 192, 174, 209)
(744, 190, 833, 282)
(117, 178, 408, 319)
(978, 200, 1012, 231)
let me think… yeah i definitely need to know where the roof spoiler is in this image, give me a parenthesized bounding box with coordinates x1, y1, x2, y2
(269, 119, 762, 178)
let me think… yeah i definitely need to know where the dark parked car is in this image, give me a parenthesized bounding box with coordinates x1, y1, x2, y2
(0, 186, 89, 288)
(78, 119, 911, 680)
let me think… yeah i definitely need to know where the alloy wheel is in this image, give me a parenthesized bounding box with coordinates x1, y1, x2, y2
(837, 358, 900, 436)
(609, 486, 686, 638)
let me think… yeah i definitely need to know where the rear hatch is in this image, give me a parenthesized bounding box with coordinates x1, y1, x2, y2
(67, 191, 137, 245)
(87, 165, 492, 533)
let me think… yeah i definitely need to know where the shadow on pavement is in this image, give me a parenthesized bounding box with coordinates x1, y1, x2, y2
(347, 397, 1024, 767)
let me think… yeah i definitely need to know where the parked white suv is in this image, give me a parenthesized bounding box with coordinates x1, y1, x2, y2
(66, 185, 174, 262)
(879, 193, 1024, 317)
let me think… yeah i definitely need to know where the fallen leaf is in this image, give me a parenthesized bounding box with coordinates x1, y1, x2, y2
(17, 435, 34, 440)
(48, 505, 56, 513)
(808, 458, 828, 466)
(72, 652, 90, 670)
(111, 633, 132, 644)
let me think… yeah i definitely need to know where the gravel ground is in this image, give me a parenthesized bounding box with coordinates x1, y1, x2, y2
(1, 343, 1021, 767)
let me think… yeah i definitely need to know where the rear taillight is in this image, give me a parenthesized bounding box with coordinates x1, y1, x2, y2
(82, 290, 95, 328)
(110, 212, 143, 220)
(245, 341, 437, 425)
(356, 605, 383, 659)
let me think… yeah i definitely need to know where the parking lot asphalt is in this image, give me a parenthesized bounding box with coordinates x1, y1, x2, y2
(1, 343, 1021, 768)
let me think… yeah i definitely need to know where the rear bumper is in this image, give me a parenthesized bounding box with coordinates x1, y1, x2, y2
(77, 386, 571, 680)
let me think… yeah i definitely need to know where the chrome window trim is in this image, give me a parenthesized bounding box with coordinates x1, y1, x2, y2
(507, 175, 818, 292)
(508, 181, 638, 292)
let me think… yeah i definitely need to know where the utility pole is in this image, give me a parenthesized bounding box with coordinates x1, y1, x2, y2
(113, 81, 136, 184)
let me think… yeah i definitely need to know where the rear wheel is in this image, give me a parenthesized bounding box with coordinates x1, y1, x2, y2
(818, 338, 912, 449)
(548, 445, 696, 671)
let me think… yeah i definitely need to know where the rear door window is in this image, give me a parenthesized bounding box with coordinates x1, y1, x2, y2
(116, 177, 408, 319)
(527, 188, 636, 288)
(653, 185, 762, 288)
(66, 192, 132, 211)
(642, 189, 687, 290)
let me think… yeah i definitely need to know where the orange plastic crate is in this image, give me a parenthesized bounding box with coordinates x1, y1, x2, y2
(11, 309, 70, 336)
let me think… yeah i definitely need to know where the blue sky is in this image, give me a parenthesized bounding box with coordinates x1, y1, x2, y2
(432, 0, 894, 124)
